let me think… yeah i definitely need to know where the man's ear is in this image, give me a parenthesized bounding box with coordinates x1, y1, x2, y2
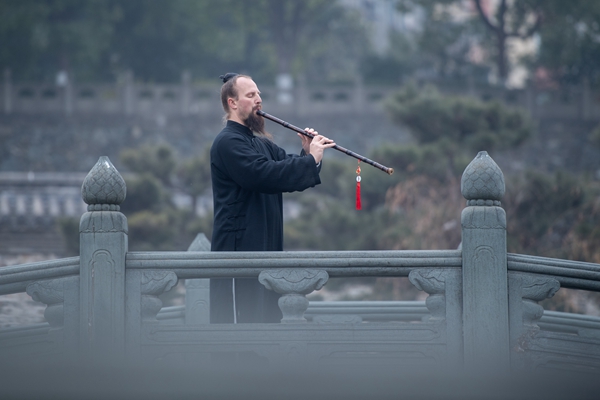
(228, 97, 237, 110)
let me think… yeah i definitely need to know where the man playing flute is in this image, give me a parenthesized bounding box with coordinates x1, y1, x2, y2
(210, 73, 335, 323)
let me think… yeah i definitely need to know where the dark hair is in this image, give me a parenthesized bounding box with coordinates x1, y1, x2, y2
(220, 73, 251, 115)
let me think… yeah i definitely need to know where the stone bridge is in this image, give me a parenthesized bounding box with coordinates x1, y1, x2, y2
(0, 152, 599, 399)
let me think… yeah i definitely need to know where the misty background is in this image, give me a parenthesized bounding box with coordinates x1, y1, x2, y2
(1, 0, 600, 321)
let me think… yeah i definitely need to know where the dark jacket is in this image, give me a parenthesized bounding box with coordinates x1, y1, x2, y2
(210, 120, 321, 323)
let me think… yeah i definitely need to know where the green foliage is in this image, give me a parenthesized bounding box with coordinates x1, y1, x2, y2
(360, 31, 418, 85)
(285, 197, 409, 251)
(534, 0, 600, 85)
(0, 0, 370, 84)
(505, 170, 585, 257)
(176, 145, 212, 214)
(116, 143, 212, 251)
(0, 0, 118, 82)
(127, 210, 178, 251)
(589, 125, 600, 149)
(384, 84, 532, 152)
(121, 144, 176, 186)
(120, 173, 171, 215)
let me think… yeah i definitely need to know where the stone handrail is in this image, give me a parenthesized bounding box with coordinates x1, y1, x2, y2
(0, 257, 79, 295)
(507, 253, 600, 291)
(125, 249, 462, 279)
(3, 251, 599, 298)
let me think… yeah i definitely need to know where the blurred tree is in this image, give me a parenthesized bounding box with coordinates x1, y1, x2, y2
(533, 0, 600, 86)
(119, 173, 172, 215)
(286, 83, 532, 251)
(472, 0, 543, 86)
(106, 0, 243, 82)
(176, 146, 212, 215)
(0, 0, 118, 82)
(265, 0, 329, 77)
(504, 170, 585, 258)
(262, 0, 369, 84)
(396, 0, 545, 86)
(384, 83, 532, 152)
(590, 125, 600, 149)
(121, 144, 176, 186)
(397, 0, 488, 84)
(118, 143, 213, 251)
(127, 210, 179, 251)
(417, 5, 477, 81)
(0, 0, 371, 84)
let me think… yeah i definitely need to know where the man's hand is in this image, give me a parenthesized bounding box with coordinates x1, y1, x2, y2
(299, 127, 335, 164)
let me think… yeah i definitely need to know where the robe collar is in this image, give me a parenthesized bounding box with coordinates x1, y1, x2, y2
(226, 119, 253, 138)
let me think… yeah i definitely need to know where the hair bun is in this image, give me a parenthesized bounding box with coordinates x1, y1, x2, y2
(219, 73, 239, 83)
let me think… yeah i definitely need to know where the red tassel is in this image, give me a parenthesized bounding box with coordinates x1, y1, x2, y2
(356, 180, 362, 210)
(356, 161, 362, 210)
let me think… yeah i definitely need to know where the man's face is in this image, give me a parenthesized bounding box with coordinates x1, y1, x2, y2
(231, 77, 262, 121)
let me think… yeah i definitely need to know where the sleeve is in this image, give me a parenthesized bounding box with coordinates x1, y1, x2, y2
(214, 134, 321, 194)
(300, 148, 322, 173)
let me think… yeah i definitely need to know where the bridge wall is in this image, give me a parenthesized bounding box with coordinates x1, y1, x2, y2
(1, 152, 600, 376)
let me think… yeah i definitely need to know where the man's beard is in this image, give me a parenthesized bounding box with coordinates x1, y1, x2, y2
(244, 109, 271, 139)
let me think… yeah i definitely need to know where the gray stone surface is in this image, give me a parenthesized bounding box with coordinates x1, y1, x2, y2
(2, 151, 600, 378)
(461, 152, 510, 372)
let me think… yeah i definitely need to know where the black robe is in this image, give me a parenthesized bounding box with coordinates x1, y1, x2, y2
(210, 120, 321, 323)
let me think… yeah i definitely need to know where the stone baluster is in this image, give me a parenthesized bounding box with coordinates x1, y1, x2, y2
(184, 233, 211, 324)
(26, 276, 80, 357)
(4, 68, 12, 114)
(64, 73, 73, 116)
(259, 269, 328, 323)
(508, 272, 559, 368)
(125, 268, 178, 360)
(460, 151, 510, 372)
(123, 70, 134, 115)
(79, 156, 127, 362)
(410, 269, 453, 321)
(409, 267, 463, 366)
(140, 271, 178, 321)
(181, 70, 191, 116)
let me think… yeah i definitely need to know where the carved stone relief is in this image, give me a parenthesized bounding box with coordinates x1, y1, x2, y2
(141, 271, 178, 321)
(409, 268, 449, 320)
(26, 276, 78, 328)
(259, 269, 328, 323)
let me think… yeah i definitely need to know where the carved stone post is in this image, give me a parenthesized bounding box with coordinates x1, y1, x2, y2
(259, 269, 328, 323)
(461, 151, 510, 371)
(79, 156, 127, 362)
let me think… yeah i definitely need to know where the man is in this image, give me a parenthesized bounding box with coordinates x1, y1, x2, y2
(210, 73, 335, 323)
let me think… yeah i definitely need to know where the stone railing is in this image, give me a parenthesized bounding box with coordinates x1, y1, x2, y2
(2, 69, 599, 120)
(1, 151, 600, 377)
